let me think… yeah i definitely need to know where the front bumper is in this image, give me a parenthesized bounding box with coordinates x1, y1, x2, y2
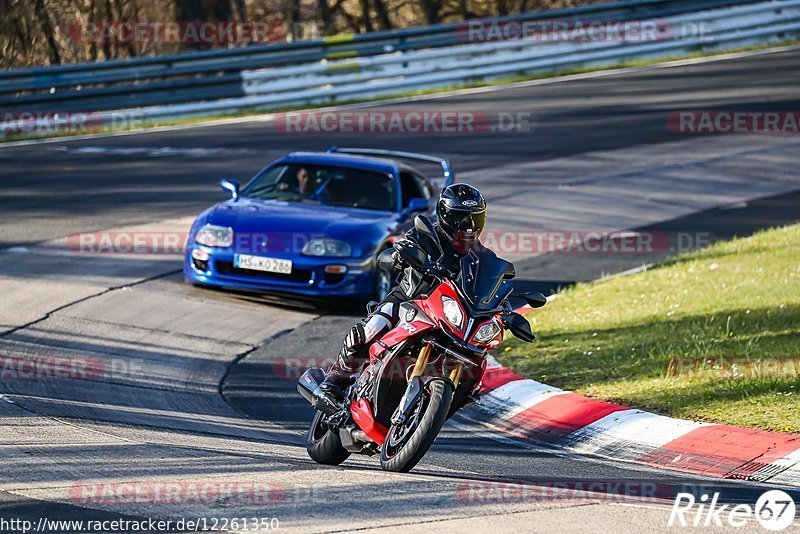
(183, 246, 375, 299)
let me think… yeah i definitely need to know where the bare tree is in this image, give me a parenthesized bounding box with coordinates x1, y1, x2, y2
(317, 0, 334, 29)
(34, 0, 62, 64)
(418, 0, 443, 24)
(360, 0, 373, 32)
(1, 0, 593, 68)
(174, 0, 204, 21)
(373, 0, 392, 29)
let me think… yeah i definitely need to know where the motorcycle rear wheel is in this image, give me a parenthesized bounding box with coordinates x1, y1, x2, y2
(379, 380, 453, 473)
(306, 411, 351, 465)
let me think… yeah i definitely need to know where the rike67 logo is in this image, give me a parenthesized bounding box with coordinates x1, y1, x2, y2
(669, 490, 796, 531)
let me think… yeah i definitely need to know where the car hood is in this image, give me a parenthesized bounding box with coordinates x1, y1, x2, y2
(204, 198, 395, 255)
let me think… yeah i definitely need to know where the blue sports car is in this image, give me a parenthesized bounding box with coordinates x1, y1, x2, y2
(184, 148, 453, 301)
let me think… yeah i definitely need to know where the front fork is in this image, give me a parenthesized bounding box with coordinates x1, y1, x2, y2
(409, 342, 431, 378)
(391, 341, 463, 425)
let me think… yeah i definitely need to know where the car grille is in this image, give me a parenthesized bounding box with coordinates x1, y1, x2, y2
(215, 261, 312, 284)
(324, 272, 347, 285)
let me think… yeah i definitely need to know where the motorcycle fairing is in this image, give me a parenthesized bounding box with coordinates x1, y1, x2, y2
(369, 319, 433, 360)
(350, 397, 388, 445)
(417, 281, 466, 339)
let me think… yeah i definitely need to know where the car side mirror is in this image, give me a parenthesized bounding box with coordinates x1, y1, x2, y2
(220, 179, 239, 199)
(405, 198, 428, 215)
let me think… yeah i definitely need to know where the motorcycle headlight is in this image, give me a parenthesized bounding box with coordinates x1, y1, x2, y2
(194, 224, 233, 247)
(441, 296, 463, 329)
(472, 321, 502, 344)
(302, 239, 352, 257)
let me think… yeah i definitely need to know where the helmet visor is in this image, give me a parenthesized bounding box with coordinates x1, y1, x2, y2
(445, 208, 486, 234)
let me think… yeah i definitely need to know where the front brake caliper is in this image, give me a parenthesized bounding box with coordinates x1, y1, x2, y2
(391, 376, 424, 426)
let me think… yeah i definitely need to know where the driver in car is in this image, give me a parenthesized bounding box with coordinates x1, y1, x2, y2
(319, 183, 488, 399)
(277, 167, 313, 195)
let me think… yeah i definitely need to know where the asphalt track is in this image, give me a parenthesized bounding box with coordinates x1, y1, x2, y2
(1, 48, 800, 532)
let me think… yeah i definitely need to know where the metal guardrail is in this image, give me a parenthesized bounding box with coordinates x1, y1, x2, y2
(0, 0, 762, 112)
(1, 0, 798, 129)
(238, 2, 800, 99)
(141, 0, 800, 122)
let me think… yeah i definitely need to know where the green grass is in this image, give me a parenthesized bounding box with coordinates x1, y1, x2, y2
(501, 225, 800, 433)
(3, 39, 798, 144)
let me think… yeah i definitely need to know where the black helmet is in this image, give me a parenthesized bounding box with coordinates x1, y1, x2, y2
(436, 184, 487, 241)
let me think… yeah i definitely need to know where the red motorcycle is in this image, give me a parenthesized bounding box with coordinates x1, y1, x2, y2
(297, 216, 546, 472)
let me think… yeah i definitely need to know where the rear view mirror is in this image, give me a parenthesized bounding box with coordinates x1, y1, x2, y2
(414, 214, 437, 239)
(414, 214, 443, 258)
(505, 312, 536, 343)
(220, 179, 239, 199)
(395, 241, 431, 272)
(376, 248, 396, 272)
(523, 291, 548, 309)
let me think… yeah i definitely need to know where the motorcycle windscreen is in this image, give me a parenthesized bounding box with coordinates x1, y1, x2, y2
(457, 249, 514, 311)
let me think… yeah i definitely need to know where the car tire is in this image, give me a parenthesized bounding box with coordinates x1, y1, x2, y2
(373, 248, 395, 301)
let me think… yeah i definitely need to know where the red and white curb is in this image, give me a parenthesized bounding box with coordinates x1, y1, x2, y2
(466, 354, 800, 487)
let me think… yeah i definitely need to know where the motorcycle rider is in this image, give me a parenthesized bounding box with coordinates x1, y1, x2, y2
(319, 183, 488, 399)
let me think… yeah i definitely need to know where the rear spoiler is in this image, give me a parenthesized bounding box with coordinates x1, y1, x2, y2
(327, 147, 454, 188)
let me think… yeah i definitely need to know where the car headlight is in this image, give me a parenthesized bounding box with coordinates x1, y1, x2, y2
(302, 239, 352, 257)
(194, 224, 233, 247)
(472, 321, 502, 344)
(441, 296, 463, 329)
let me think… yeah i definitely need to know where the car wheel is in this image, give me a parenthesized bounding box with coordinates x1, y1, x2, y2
(373, 263, 393, 301)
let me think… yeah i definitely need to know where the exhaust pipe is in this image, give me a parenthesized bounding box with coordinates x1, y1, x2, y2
(352, 429, 372, 443)
(296, 368, 344, 417)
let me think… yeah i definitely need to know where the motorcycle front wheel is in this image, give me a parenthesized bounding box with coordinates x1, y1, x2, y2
(380, 380, 453, 473)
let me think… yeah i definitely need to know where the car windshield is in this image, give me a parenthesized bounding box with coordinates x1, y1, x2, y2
(240, 163, 397, 211)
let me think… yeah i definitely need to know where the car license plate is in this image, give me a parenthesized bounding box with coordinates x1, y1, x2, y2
(235, 254, 292, 274)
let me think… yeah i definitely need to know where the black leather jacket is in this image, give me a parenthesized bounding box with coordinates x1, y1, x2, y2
(385, 224, 471, 300)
